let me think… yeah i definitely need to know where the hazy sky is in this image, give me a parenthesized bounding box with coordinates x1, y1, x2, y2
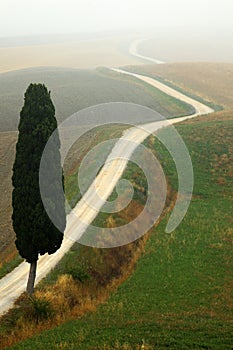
(1, 0, 233, 37)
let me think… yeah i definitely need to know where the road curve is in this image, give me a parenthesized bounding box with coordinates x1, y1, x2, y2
(112, 68, 214, 116)
(0, 63, 214, 317)
(129, 39, 165, 65)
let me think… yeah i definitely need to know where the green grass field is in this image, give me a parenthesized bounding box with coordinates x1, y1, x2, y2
(3, 111, 232, 349)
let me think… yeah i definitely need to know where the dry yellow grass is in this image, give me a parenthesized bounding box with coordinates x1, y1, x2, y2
(130, 63, 233, 109)
(0, 37, 140, 73)
(183, 109, 233, 124)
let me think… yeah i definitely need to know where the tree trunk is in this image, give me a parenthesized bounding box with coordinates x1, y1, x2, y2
(26, 260, 37, 295)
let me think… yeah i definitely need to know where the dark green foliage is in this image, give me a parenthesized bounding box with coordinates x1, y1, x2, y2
(27, 296, 54, 324)
(66, 265, 91, 283)
(12, 83, 65, 263)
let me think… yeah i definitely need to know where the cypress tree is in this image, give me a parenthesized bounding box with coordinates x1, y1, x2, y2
(12, 83, 66, 294)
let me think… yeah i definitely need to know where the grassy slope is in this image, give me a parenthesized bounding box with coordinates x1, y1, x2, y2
(8, 111, 233, 349)
(126, 63, 233, 110)
(0, 66, 192, 272)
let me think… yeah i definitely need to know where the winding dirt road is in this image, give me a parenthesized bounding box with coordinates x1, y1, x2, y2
(112, 68, 214, 116)
(0, 57, 214, 316)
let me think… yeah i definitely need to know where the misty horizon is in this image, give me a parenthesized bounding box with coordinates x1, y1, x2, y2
(1, 0, 233, 38)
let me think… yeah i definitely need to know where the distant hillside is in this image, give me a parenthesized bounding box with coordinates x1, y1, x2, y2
(0, 36, 140, 73)
(127, 63, 233, 110)
(0, 67, 194, 131)
(138, 33, 233, 63)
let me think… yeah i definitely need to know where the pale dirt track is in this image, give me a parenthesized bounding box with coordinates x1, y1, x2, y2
(112, 68, 214, 116)
(0, 66, 214, 316)
(129, 39, 165, 65)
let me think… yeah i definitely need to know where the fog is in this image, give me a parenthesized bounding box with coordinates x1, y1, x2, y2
(0, 0, 233, 64)
(1, 0, 233, 37)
